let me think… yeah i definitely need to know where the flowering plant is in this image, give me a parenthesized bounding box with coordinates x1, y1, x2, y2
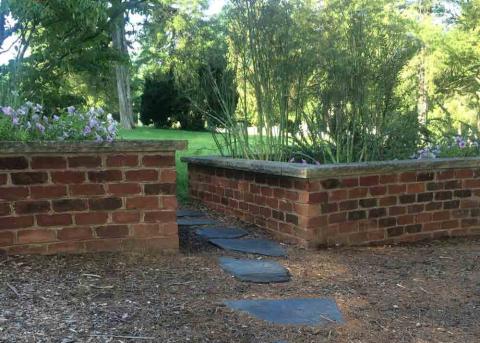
(0, 102, 117, 142)
(413, 135, 480, 159)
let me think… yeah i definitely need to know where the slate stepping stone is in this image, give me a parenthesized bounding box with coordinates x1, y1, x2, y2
(209, 239, 287, 257)
(177, 218, 218, 226)
(177, 209, 205, 218)
(219, 257, 290, 283)
(196, 227, 248, 239)
(225, 298, 344, 326)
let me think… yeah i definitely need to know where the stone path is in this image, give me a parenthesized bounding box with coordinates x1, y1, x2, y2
(178, 209, 344, 335)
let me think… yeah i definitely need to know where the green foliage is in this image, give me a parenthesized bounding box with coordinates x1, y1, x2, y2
(140, 71, 189, 128)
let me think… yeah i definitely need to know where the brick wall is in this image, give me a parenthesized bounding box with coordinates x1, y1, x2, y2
(0, 141, 186, 255)
(184, 157, 480, 247)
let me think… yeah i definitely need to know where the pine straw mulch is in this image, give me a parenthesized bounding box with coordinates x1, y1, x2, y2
(0, 217, 479, 342)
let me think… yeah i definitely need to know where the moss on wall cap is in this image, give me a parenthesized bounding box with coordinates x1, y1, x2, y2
(0, 140, 188, 154)
(182, 156, 480, 179)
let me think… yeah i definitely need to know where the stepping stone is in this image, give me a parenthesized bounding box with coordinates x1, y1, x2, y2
(196, 227, 248, 239)
(225, 298, 344, 326)
(209, 239, 287, 257)
(177, 209, 204, 217)
(177, 218, 218, 226)
(219, 257, 290, 283)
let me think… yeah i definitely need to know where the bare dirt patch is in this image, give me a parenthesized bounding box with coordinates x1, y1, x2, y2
(1, 216, 479, 342)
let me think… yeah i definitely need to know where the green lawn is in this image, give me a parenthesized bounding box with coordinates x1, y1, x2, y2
(119, 127, 218, 202)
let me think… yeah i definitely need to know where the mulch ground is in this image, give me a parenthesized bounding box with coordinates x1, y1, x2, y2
(1, 211, 479, 342)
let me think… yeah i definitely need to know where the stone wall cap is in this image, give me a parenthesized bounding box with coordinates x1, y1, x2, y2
(0, 140, 188, 154)
(181, 156, 480, 179)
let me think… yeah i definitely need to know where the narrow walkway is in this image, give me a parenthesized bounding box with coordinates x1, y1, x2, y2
(177, 209, 345, 329)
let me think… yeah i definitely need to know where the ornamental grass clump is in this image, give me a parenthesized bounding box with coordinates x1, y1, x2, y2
(0, 102, 117, 142)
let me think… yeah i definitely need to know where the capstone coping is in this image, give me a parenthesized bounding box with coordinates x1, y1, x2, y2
(182, 155, 480, 179)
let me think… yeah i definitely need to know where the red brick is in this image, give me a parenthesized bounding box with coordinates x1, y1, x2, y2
(308, 192, 328, 204)
(112, 211, 140, 224)
(0, 203, 10, 216)
(360, 175, 379, 187)
(107, 183, 141, 196)
(0, 187, 29, 200)
(85, 239, 124, 252)
(47, 241, 85, 254)
(53, 199, 87, 212)
(144, 183, 175, 195)
(159, 223, 178, 236)
(341, 178, 359, 187)
(379, 174, 397, 184)
(37, 214, 72, 227)
(89, 197, 122, 211)
(127, 196, 158, 209)
(75, 212, 108, 225)
(0, 216, 34, 230)
(18, 229, 56, 244)
(96, 225, 129, 238)
(31, 156, 66, 169)
(397, 215, 414, 225)
(51, 171, 85, 184)
(399, 172, 417, 182)
(0, 174, 6, 185)
(379, 196, 397, 206)
(69, 184, 105, 196)
(455, 169, 474, 179)
(30, 185, 67, 199)
(57, 227, 93, 241)
(142, 154, 175, 167)
(160, 169, 176, 183)
(132, 223, 161, 237)
(15, 201, 50, 214)
(161, 196, 177, 210)
(106, 155, 138, 167)
(369, 186, 387, 196)
(0, 231, 14, 246)
(407, 183, 425, 194)
(12, 172, 48, 185)
(389, 206, 406, 216)
(88, 170, 122, 182)
(432, 211, 450, 221)
(464, 179, 480, 188)
(349, 188, 368, 199)
(388, 184, 406, 194)
(68, 156, 102, 168)
(125, 170, 158, 182)
(330, 189, 348, 201)
(329, 212, 347, 224)
(0, 157, 28, 170)
(437, 170, 454, 180)
(442, 220, 459, 230)
(144, 211, 176, 223)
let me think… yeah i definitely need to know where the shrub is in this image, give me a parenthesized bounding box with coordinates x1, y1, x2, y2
(0, 102, 117, 142)
(140, 73, 189, 128)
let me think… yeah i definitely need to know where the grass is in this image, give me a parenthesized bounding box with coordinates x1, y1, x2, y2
(119, 127, 218, 202)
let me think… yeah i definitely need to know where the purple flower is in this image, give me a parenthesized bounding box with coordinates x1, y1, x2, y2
(12, 117, 19, 126)
(35, 123, 45, 133)
(83, 126, 92, 135)
(2, 106, 14, 116)
(459, 140, 466, 149)
(67, 106, 76, 114)
(53, 115, 60, 121)
(301, 159, 307, 164)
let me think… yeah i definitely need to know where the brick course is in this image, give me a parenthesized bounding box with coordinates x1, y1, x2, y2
(185, 159, 480, 247)
(0, 141, 185, 255)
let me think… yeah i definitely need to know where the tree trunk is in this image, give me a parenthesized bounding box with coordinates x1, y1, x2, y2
(111, 0, 135, 130)
(417, 47, 429, 126)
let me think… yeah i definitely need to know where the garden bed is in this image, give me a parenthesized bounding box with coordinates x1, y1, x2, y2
(183, 156, 480, 247)
(0, 140, 186, 255)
